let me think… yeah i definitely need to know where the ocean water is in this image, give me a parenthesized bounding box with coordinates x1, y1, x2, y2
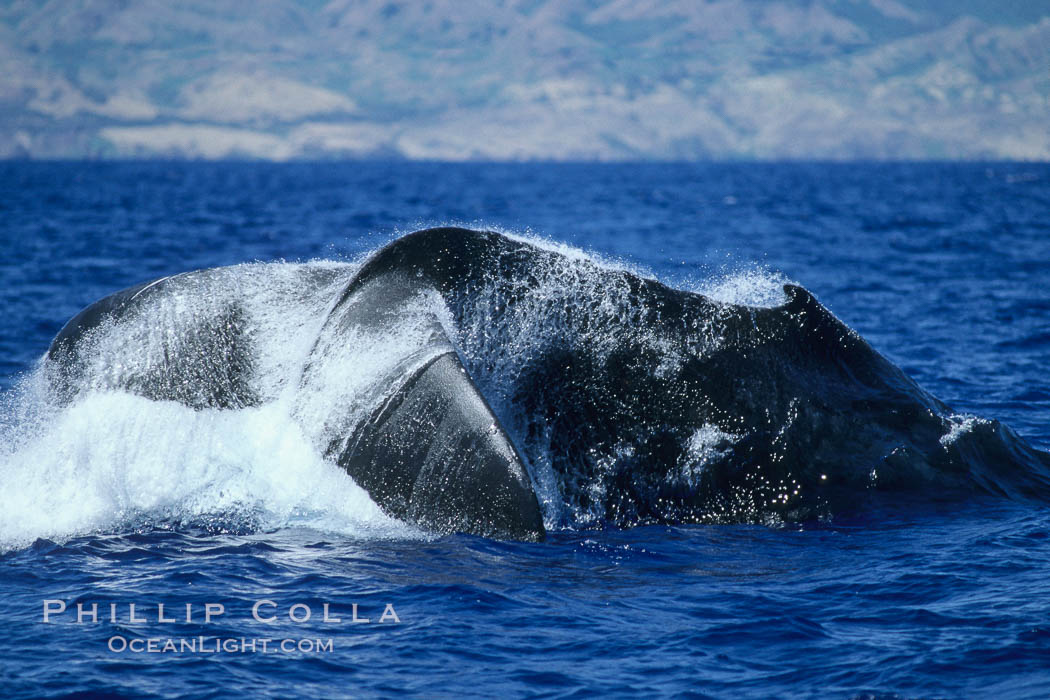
(1, 161, 1049, 698)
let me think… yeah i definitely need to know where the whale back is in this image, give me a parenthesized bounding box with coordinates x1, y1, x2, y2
(41, 227, 1050, 536)
(346, 228, 1050, 525)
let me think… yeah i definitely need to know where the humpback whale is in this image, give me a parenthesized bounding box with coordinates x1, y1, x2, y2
(46, 227, 1050, 540)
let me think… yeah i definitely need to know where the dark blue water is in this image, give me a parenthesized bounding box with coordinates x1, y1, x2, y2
(2, 161, 1049, 698)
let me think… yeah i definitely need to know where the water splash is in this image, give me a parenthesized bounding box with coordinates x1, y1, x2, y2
(0, 260, 422, 551)
(694, 267, 793, 308)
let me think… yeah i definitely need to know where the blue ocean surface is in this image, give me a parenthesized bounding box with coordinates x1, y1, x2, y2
(1, 161, 1049, 698)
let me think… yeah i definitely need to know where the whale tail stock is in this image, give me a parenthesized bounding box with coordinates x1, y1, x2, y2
(309, 249, 546, 542)
(328, 349, 545, 541)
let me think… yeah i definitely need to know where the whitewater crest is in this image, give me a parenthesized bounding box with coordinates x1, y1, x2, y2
(0, 262, 416, 549)
(3, 227, 1050, 547)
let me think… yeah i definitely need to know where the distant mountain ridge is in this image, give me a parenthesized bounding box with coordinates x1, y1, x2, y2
(1, 0, 1047, 160)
